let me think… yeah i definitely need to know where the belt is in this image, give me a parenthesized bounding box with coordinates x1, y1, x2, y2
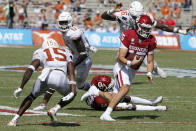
(54, 69, 65, 74)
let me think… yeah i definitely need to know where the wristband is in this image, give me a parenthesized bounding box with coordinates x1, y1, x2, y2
(69, 80, 76, 85)
(126, 60, 131, 67)
(28, 65, 35, 72)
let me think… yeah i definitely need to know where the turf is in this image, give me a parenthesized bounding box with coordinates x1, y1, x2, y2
(0, 47, 196, 130)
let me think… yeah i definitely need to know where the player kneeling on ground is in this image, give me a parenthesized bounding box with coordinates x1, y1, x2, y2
(83, 75, 167, 111)
(8, 38, 76, 126)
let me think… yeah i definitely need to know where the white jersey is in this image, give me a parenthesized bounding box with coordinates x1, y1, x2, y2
(61, 26, 90, 63)
(32, 47, 73, 76)
(114, 10, 156, 33)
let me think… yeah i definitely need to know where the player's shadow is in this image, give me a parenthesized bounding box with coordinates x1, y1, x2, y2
(116, 115, 159, 120)
(132, 82, 148, 85)
(21, 121, 80, 127)
(41, 122, 80, 127)
(66, 107, 96, 111)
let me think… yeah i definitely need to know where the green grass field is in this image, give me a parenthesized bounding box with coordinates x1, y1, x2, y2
(0, 47, 196, 131)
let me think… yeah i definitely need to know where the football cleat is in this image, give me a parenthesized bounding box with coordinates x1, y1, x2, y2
(151, 96, 163, 106)
(155, 106, 168, 111)
(47, 108, 57, 122)
(33, 104, 47, 111)
(81, 86, 99, 101)
(155, 67, 167, 79)
(100, 113, 116, 121)
(7, 119, 17, 127)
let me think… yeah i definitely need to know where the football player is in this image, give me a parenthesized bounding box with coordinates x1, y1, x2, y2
(84, 75, 167, 111)
(101, 1, 193, 79)
(8, 39, 76, 126)
(82, 14, 159, 121)
(14, 12, 96, 111)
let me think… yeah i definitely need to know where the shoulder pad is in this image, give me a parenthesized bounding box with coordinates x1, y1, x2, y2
(32, 48, 43, 60)
(67, 26, 82, 40)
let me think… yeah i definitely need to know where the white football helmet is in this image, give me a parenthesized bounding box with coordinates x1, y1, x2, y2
(129, 1, 144, 17)
(57, 12, 73, 32)
(42, 38, 59, 49)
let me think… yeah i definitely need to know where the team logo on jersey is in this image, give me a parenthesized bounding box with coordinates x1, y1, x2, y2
(131, 38, 135, 43)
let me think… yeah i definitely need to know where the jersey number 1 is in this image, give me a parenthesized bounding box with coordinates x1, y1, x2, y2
(44, 48, 67, 61)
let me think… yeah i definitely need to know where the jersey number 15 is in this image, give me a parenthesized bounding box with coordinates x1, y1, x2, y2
(44, 48, 67, 62)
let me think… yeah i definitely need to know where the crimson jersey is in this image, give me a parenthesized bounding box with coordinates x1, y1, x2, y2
(119, 30, 157, 70)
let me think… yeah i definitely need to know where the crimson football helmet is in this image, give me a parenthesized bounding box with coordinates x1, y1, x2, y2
(135, 15, 153, 38)
(91, 75, 115, 92)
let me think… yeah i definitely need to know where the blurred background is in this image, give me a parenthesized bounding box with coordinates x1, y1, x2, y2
(0, 0, 195, 31)
(0, 0, 195, 49)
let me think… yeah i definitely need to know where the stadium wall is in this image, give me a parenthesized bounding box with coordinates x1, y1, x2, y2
(0, 29, 195, 50)
(0, 29, 32, 45)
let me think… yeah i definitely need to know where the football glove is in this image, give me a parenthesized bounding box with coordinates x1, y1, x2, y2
(62, 92, 74, 102)
(13, 88, 22, 99)
(89, 45, 98, 53)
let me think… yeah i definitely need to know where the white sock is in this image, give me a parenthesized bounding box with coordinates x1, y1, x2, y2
(105, 107, 113, 115)
(53, 104, 61, 113)
(13, 114, 20, 121)
(136, 105, 156, 111)
(130, 96, 152, 105)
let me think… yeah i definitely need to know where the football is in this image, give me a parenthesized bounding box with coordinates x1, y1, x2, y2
(126, 53, 141, 61)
